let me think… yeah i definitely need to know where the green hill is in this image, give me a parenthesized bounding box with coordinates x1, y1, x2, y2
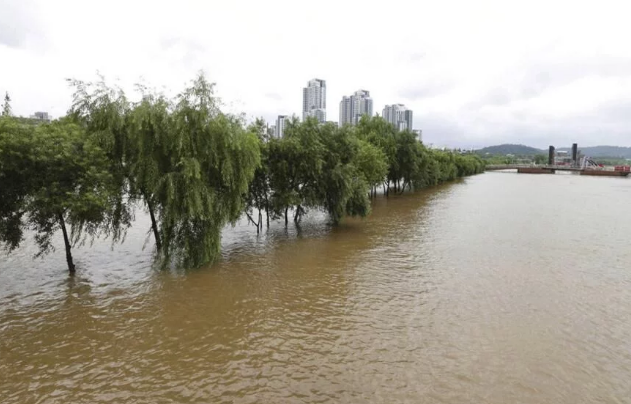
(476, 144, 544, 156)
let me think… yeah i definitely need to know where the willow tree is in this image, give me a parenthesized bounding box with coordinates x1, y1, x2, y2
(267, 118, 323, 225)
(0, 118, 114, 274)
(2, 92, 11, 117)
(244, 118, 272, 232)
(156, 74, 260, 267)
(356, 139, 388, 198)
(266, 119, 374, 226)
(126, 90, 173, 250)
(355, 115, 397, 195)
(0, 117, 34, 250)
(314, 123, 372, 223)
(67, 78, 133, 244)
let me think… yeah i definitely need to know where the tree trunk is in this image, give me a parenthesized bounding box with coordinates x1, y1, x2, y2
(398, 182, 407, 195)
(246, 212, 260, 234)
(58, 213, 75, 275)
(294, 205, 300, 223)
(146, 198, 162, 251)
(265, 206, 270, 228)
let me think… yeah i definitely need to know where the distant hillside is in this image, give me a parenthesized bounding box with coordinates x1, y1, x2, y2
(557, 146, 631, 158)
(476, 144, 544, 156)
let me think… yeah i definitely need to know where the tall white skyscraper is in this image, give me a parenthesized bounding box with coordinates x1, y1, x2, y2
(383, 104, 413, 131)
(339, 90, 373, 126)
(275, 115, 291, 138)
(339, 96, 353, 127)
(302, 79, 326, 123)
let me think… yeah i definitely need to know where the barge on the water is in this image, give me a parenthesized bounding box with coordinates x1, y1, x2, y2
(580, 169, 631, 177)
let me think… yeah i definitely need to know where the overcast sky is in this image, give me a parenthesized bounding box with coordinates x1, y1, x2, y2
(1, 0, 630, 148)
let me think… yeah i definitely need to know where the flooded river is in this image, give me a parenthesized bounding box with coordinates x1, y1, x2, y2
(2, 172, 631, 403)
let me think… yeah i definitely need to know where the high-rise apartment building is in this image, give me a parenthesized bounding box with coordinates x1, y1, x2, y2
(383, 104, 413, 131)
(339, 90, 373, 126)
(302, 79, 326, 123)
(275, 115, 291, 138)
(339, 96, 352, 127)
(403, 109, 413, 131)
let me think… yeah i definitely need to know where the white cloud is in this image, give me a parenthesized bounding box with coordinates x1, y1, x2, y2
(1, 0, 631, 148)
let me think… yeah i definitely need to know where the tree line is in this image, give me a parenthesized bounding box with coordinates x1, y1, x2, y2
(0, 74, 484, 274)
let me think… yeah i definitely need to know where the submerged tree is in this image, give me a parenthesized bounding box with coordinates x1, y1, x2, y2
(0, 117, 115, 274)
(155, 74, 260, 267)
(265, 118, 375, 226)
(0, 117, 35, 250)
(355, 139, 388, 198)
(67, 78, 134, 245)
(244, 118, 272, 232)
(126, 89, 173, 250)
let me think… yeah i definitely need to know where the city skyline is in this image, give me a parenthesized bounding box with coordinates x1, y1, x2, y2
(2, 0, 631, 148)
(277, 83, 421, 136)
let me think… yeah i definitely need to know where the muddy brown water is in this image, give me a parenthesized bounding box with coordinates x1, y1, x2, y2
(2, 172, 631, 403)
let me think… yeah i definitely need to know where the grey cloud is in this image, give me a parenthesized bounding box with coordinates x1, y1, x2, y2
(413, 114, 466, 146)
(398, 80, 452, 101)
(0, 1, 40, 48)
(520, 55, 631, 95)
(419, 93, 631, 149)
(470, 56, 631, 111)
(590, 98, 631, 123)
(480, 88, 512, 107)
(159, 36, 207, 66)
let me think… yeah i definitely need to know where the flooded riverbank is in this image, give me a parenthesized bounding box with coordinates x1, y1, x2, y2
(2, 173, 631, 403)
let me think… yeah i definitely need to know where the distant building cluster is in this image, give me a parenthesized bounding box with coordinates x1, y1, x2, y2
(30, 111, 51, 122)
(383, 104, 413, 132)
(271, 78, 422, 139)
(339, 90, 373, 126)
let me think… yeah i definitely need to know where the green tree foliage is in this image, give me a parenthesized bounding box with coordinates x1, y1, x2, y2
(68, 78, 133, 244)
(2, 92, 11, 117)
(68, 74, 261, 268)
(1, 78, 485, 272)
(244, 118, 272, 232)
(533, 154, 547, 165)
(0, 117, 34, 249)
(265, 118, 374, 225)
(126, 89, 173, 250)
(157, 75, 260, 267)
(250, 115, 483, 230)
(354, 116, 484, 195)
(0, 117, 115, 273)
(356, 140, 388, 198)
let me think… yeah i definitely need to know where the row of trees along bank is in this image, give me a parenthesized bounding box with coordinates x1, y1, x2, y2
(0, 74, 485, 274)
